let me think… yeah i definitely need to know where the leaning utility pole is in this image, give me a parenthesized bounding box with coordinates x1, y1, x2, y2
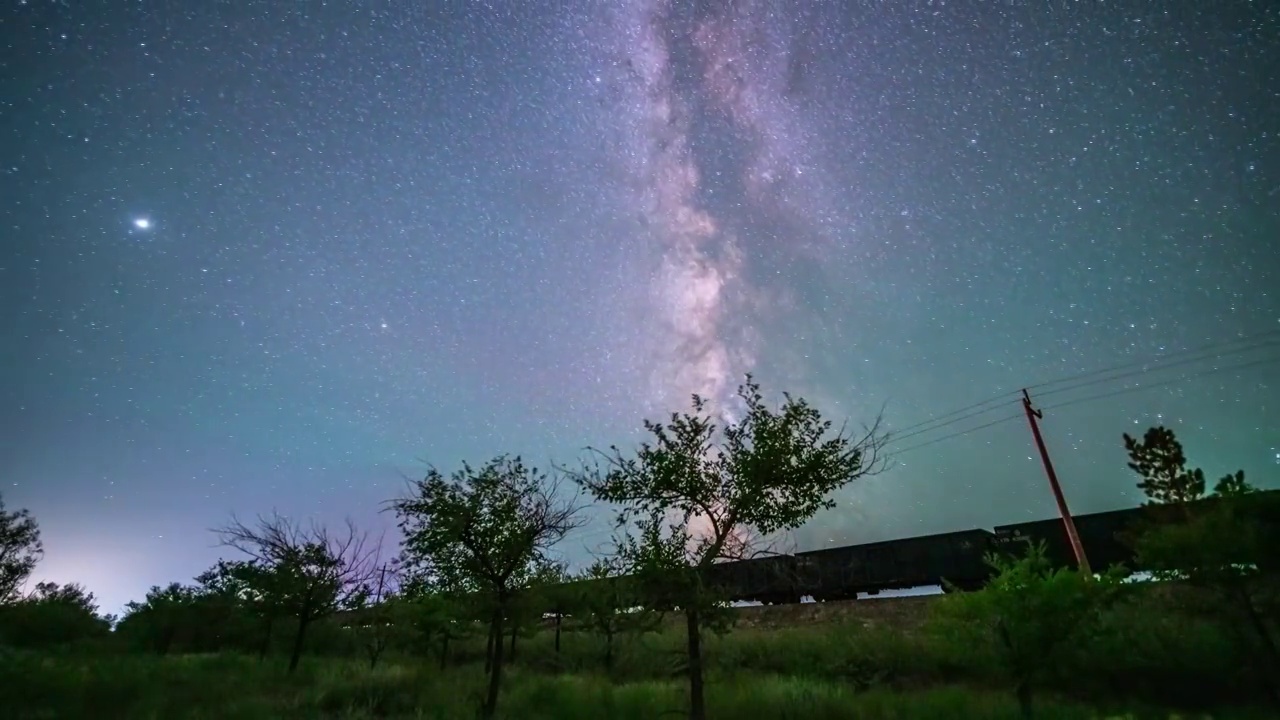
(1020, 388, 1091, 575)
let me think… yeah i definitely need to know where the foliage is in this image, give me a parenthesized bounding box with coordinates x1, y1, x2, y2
(0, 581, 113, 648)
(0, 492, 43, 603)
(214, 512, 380, 672)
(1122, 425, 1280, 705)
(1122, 426, 1208, 506)
(3, 649, 1273, 720)
(117, 582, 202, 654)
(346, 563, 399, 669)
(931, 542, 1128, 718)
(389, 454, 585, 718)
(574, 375, 887, 720)
(574, 557, 661, 672)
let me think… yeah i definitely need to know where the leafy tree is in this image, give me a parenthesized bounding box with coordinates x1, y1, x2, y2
(932, 542, 1127, 718)
(1122, 426, 1206, 507)
(194, 559, 281, 658)
(389, 455, 585, 720)
(118, 582, 201, 654)
(576, 556, 660, 673)
(0, 493, 42, 603)
(214, 512, 380, 673)
(0, 580, 112, 648)
(504, 557, 569, 664)
(349, 562, 399, 669)
(1123, 426, 1280, 706)
(573, 375, 886, 720)
(395, 581, 472, 670)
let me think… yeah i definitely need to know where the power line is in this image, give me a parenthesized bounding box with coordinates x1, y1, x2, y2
(888, 352, 1280, 459)
(887, 399, 1021, 446)
(1025, 328, 1280, 394)
(884, 329, 1280, 447)
(888, 412, 1024, 458)
(1040, 354, 1280, 414)
(886, 392, 1019, 439)
(1032, 336, 1280, 401)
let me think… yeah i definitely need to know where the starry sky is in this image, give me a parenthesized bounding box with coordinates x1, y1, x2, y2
(2, 0, 1278, 615)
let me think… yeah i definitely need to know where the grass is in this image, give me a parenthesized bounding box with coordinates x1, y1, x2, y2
(1, 593, 1270, 719)
(1, 650, 1254, 720)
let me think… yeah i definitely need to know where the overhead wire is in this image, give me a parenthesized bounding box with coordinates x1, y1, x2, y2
(887, 351, 1280, 459)
(1023, 327, 1280, 394)
(1039, 353, 1280, 414)
(1031, 335, 1280, 401)
(883, 328, 1280, 449)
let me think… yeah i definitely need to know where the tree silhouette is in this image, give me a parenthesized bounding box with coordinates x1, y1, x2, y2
(213, 512, 380, 673)
(1122, 426, 1206, 506)
(573, 375, 887, 720)
(0, 493, 43, 603)
(389, 455, 585, 720)
(576, 556, 659, 673)
(1123, 426, 1280, 706)
(932, 542, 1127, 719)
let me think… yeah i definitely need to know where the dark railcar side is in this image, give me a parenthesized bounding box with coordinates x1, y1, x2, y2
(796, 528, 995, 600)
(993, 506, 1145, 572)
(705, 554, 802, 604)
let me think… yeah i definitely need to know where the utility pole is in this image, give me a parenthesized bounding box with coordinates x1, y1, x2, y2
(1020, 388, 1091, 575)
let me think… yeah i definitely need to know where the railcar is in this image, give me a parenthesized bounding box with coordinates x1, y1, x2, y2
(993, 505, 1146, 573)
(705, 553, 803, 604)
(795, 528, 996, 600)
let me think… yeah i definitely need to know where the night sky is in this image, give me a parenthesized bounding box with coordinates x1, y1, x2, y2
(2, 1, 1278, 615)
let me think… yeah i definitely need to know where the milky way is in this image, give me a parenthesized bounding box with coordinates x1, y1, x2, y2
(2, 0, 1277, 614)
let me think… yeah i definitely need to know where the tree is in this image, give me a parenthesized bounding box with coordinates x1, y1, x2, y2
(395, 579, 472, 670)
(573, 375, 887, 720)
(932, 542, 1127, 718)
(504, 557, 569, 665)
(389, 455, 586, 720)
(0, 580, 113, 648)
(214, 512, 380, 673)
(576, 556, 660, 673)
(349, 562, 399, 669)
(1123, 426, 1280, 706)
(194, 559, 281, 658)
(0, 493, 42, 603)
(1122, 426, 1206, 507)
(119, 582, 201, 654)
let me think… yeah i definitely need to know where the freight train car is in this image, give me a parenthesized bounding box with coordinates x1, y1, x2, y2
(704, 553, 803, 605)
(795, 528, 996, 600)
(993, 505, 1146, 573)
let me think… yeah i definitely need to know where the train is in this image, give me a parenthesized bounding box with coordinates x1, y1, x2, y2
(549, 489, 1279, 610)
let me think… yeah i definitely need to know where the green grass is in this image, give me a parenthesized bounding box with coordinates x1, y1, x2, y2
(2, 592, 1270, 719)
(1, 650, 1257, 720)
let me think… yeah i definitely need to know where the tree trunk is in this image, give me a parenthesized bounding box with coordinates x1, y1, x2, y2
(604, 626, 614, 674)
(484, 624, 495, 675)
(482, 611, 505, 720)
(258, 616, 274, 661)
(158, 626, 175, 656)
(554, 612, 562, 654)
(1240, 591, 1280, 708)
(287, 617, 309, 674)
(509, 621, 518, 663)
(1015, 678, 1033, 719)
(685, 606, 706, 720)
(439, 634, 450, 671)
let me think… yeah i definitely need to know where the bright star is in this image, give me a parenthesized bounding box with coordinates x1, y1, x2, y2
(133, 218, 152, 230)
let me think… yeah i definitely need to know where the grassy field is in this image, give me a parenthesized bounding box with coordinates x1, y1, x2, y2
(2, 595, 1271, 719)
(0, 651, 1260, 720)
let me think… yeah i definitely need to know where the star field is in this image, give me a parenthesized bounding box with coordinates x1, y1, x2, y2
(2, 0, 1277, 614)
